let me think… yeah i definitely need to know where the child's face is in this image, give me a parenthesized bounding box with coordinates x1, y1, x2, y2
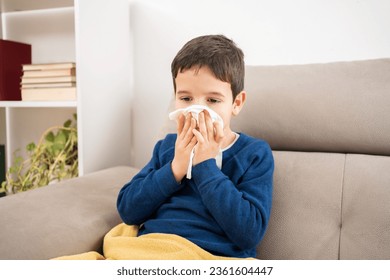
(174, 66, 245, 132)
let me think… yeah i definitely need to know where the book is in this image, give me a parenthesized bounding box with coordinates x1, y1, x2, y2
(21, 87, 77, 101)
(21, 76, 77, 84)
(20, 62, 77, 101)
(22, 68, 76, 78)
(0, 39, 32, 100)
(21, 82, 76, 89)
(22, 62, 75, 71)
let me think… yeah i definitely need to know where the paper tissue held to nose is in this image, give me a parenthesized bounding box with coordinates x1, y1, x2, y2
(168, 105, 224, 127)
(168, 105, 223, 179)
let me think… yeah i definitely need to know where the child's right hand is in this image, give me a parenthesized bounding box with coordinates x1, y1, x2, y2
(171, 113, 197, 182)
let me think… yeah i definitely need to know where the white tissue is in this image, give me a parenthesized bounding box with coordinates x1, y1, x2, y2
(169, 105, 223, 179)
(169, 105, 224, 128)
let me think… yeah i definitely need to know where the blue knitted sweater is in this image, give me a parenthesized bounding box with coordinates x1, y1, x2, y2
(117, 133, 274, 258)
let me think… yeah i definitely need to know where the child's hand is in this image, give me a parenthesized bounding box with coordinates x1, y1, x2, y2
(171, 113, 197, 182)
(192, 110, 224, 166)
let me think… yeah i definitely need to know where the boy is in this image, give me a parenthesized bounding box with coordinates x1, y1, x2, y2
(117, 34, 274, 258)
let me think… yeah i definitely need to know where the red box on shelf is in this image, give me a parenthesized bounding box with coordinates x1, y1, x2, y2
(0, 39, 32, 101)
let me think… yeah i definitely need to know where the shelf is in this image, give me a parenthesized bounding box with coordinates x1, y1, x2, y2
(1, 0, 132, 176)
(0, 0, 73, 13)
(0, 101, 77, 108)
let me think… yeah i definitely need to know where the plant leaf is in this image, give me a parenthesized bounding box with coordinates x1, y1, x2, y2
(54, 131, 67, 145)
(26, 142, 36, 152)
(45, 132, 55, 142)
(6, 114, 78, 193)
(63, 119, 72, 128)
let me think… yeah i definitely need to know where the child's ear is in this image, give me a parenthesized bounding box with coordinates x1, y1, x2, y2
(232, 91, 246, 116)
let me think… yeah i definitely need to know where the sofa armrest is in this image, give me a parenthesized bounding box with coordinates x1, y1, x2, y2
(0, 166, 138, 260)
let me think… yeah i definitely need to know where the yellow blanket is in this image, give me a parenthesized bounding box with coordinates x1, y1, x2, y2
(55, 223, 249, 260)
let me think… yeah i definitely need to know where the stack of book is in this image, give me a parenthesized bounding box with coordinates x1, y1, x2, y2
(20, 62, 76, 101)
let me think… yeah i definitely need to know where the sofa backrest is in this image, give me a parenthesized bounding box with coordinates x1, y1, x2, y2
(232, 59, 390, 259)
(233, 59, 390, 156)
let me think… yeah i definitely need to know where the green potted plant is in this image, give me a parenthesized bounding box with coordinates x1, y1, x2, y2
(0, 114, 78, 195)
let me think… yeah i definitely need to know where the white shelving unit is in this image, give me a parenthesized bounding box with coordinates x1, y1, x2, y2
(0, 0, 132, 176)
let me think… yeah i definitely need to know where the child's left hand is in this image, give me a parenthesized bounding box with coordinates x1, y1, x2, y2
(192, 110, 224, 166)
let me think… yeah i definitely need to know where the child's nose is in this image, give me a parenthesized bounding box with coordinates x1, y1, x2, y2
(195, 100, 207, 107)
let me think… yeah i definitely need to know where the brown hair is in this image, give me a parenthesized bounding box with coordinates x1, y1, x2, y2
(171, 34, 245, 101)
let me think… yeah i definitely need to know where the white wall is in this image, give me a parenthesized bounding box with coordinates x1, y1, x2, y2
(75, 0, 133, 174)
(129, 0, 390, 168)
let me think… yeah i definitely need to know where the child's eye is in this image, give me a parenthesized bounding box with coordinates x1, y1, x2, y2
(180, 97, 192, 102)
(208, 98, 220, 104)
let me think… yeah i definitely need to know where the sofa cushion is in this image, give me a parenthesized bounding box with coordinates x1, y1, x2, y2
(340, 154, 390, 259)
(0, 166, 137, 260)
(257, 151, 344, 259)
(257, 151, 390, 260)
(233, 59, 390, 156)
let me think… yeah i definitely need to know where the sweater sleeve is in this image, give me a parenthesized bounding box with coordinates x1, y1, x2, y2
(117, 139, 181, 225)
(192, 141, 274, 250)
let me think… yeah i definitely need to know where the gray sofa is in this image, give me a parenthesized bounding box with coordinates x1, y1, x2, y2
(1, 58, 389, 260)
